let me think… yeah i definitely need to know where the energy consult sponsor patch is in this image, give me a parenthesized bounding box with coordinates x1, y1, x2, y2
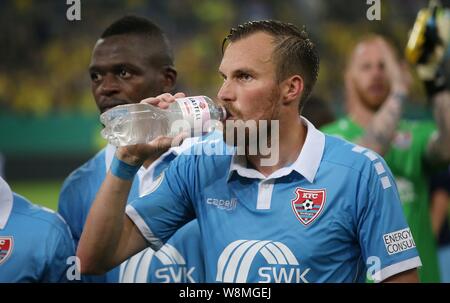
(383, 228, 416, 255)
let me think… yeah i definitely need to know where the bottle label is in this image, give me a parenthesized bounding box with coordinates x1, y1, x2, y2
(177, 96, 211, 132)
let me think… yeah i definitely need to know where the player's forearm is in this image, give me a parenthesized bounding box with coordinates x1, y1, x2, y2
(358, 92, 405, 156)
(427, 90, 450, 163)
(77, 172, 132, 274)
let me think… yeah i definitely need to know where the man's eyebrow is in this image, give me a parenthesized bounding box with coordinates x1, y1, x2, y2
(233, 68, 256, 75)
(88, 63, 142, 73)
(88, 65, 100, 73)
(218, 68, 257, 78)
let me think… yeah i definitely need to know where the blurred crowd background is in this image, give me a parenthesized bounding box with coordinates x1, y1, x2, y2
(0, 0, 448, 209)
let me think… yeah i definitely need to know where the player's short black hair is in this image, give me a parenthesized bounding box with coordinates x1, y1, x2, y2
(101, 15, 174, 67)
(222, 20, 319, 111)
(101, 15, 162, 39)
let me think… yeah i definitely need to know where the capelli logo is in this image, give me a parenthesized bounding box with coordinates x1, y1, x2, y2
(206, 197, 237, 211)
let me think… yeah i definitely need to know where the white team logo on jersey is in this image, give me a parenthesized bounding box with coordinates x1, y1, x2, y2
(119, 244, 196, 283)
(216, 240, 310, 283)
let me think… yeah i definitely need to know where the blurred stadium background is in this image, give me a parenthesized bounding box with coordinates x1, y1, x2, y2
(0, 0, 448, 210)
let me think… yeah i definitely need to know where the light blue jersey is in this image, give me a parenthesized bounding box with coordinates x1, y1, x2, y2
(119, 220, 203, 283)
(0, 177, 75, 282)
(58, 141, 204, 283)
(127, 118, 421, 283)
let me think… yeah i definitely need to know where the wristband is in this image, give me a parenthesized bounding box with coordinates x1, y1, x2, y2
(110, 155, 140, 180)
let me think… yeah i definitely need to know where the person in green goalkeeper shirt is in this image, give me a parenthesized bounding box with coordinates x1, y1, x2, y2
(322, 35, 450, 283)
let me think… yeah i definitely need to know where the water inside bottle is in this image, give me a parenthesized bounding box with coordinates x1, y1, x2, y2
(100, 103, 167, 146)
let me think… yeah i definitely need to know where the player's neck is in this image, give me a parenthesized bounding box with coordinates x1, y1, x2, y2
(246, 118, 306, 177)
(348, 97, 376, 128)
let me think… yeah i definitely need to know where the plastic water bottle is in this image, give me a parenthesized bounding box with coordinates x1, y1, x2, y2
(100, 96, 227, 147)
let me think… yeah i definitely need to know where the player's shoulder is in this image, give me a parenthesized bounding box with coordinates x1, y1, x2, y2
(176, 131, 232, 162)
(12, 193, 72, 237)
(179, 131, 224, 151)
(61, 148, 107, 188)
(322, 134, 383, 179)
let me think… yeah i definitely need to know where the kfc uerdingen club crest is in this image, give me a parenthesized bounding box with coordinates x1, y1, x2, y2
(291, 188, 326, 225)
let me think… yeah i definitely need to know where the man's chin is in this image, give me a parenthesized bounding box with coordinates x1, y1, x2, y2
(362, 95, 386, 111)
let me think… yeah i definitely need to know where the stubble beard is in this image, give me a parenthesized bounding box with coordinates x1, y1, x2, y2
(222, 87, 281, 155)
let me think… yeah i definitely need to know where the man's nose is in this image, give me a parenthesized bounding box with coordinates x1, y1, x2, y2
(217, 80, 236, 103)
(99, 73, 120, 96)
(371, 69, 387, 83)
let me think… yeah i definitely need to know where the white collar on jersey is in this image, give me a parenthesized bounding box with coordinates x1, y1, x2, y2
(0, 177, 14, 229)
(228, 116, 325, 183)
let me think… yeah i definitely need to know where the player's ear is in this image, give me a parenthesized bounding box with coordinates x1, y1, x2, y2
(281, 75, 303, 106)
(162, 66, 177, 93)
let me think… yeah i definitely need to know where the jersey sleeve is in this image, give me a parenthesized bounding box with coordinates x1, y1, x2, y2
(42, 216, 76, 283)
(356, 156, 422, 282)
(126, 154, 196, 251)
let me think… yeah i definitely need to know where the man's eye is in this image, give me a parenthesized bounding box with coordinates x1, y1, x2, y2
(239, 74, 253, 81)
(119, 69, 132, 79)
(90, 72, 102, 82)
